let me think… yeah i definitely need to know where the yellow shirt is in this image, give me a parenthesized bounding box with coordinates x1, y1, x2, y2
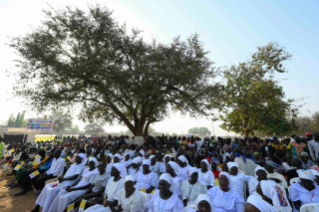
(32, 156, 49, 169)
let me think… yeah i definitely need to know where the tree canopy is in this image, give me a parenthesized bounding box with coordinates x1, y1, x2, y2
(84, 123, 105, 134)
(188, 127, 211, 135)
(9, 5, 220, 137)
(49, 109, 72, 133)
(219, 43, 299, 137)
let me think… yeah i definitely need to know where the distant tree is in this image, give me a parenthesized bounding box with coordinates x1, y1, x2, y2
(84, 123, 105, 134)
(7, 114, 16, 127)
(6, 111, 27, 127)
(70, 124, 81, 133)
(310, 112, 319, 132)
(219, 43, 299, 138)
(125, 126, 158, 135)
(188, 127, 211, 135)
(9, 5, 220, 137)
(49, 110, 72, 133)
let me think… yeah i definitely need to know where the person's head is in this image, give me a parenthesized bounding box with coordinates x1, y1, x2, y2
(253, 152, 259, 160)
(113, 156, 120, 163)
(211, 162, 217, 171)
(245, 197, 262, 212)
(218, 173, 230, 192)
(306, 133, 313, 141)
(300, 152, 309, 163)
(124, 176, 135, 195)
(124, 154, 130, 161)
(150, 156, 156, 166)
(164, 155, 170, 163)
(88, 160, 96, 171)
(255, 168, 267, 182)
(314, 132, 319, 142)
(264, 161, 277, 173)
(158, 173, 173, 195)
(273, 136, 279, 144)
(142, 160, 150, 173)
(221, 163, 228, 172)
(291, 158, 302, 169)
(111, 166, 120, 178)
(166, 163, 176, 176)
(200, 160, 209, 172)
(53, 150, 61, 158)
(38, 149, 46, 158)
(298, 170, 316, 191)
(195, 194, 213, 212)
(229, 166, 238, 176)
(75, 155, 83, 164)
(98, 162, 106, 174)
(285, 153, 293, 164)
(106, 154, 112, 163)
(294, 135, 301, 143)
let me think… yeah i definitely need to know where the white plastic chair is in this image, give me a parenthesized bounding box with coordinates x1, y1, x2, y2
(300, 203, 319, 212)
(290, 177, 300, 185)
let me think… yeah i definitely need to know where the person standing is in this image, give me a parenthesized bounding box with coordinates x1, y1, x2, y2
(308, 132, 319, 161)
(287, 136, 306, 157)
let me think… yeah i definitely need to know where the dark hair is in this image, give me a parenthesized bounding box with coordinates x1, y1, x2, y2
(314, 132, 319, 142)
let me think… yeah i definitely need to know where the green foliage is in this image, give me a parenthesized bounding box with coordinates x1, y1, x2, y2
(219, 43, 299, 137)
(8, 5, 220, 136)
(84, 123, 105, 134)
(6, 111, 27, 127)
(49, 109, 72, 133)
(7, 114, 16, 127)
(125, 126, 158, 135)
(188, 127, 211, 135)
(70, 124, 81, 133)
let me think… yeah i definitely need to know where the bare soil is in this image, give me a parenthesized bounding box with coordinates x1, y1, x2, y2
(0, 169, 38, 212)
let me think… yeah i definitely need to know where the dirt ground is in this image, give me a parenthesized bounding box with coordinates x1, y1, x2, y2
(0, 169, 38, 212)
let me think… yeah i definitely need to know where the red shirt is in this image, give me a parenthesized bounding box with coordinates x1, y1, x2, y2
(212, 170, 220, 179)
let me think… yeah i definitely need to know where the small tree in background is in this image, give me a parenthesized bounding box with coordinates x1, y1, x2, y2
(188, 127, 211, 135)
(84, 123, 105, 134)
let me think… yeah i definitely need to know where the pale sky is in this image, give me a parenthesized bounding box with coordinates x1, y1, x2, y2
(0, 0, 318, 136)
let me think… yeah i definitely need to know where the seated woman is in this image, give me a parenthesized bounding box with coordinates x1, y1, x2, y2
(198, 159, 216, 190)
(127, 156, 142, 177)
(245, 195, 277, 212)
(160, 154, 171, 174)
(146, 173, 184, 212)
(31, 153, 87, 212)
(113, 153, 122, 163)
(185, 194, 213, 212)
(166, 161, 183, 198)
(177, 155, 190, 181)
(121, 153, 132, 168)
(84, 163, 126, 211)
(149, 155, 160, 175)
(264, 161, 288, 190)
(182, 167, 207, 206)
(256, 180, 291, 212)
(289, 169, 319, 212)
(207, 172, 245, 212)
(48, 158, 99, 212)
(84, 175, 144, 212)
(134, 159, 158, 192)
(228, 162, 254, 199)
(233, 139, 257, 176)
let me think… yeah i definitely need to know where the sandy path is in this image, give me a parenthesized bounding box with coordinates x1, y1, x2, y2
(0, 169, 38, 212)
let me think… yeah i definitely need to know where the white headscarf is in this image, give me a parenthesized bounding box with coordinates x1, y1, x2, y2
(132, 156, 142, 164)
(194, 194, 214, 212)
(201, 159, 211, 170)
(88, 157, 99, 167)
(77, 153, 87, 164)
(260, 180, 292, 212)
(247, 195, 277, 212)
(178, 155, 188, 164)
(124, 175, 135, 183)
(142, 159, 151, 166)
(168, 161, 180, 175)
(219, 172, 235, 188)
(297, 169, 316, 183)
(189, 167, 199, 176)
(159, 173, 179, 192)
(113, 163, 127, 177)
(149, 155, 155, 161)
(254, 166, 266, 178)
(163, 154, 171, 163)
(123, 152, 130, 160)
(139, 149, 145, 157)
(107, 153, 113, 159)
(114, 153, 122, 160)
(227, 162, 238, 170)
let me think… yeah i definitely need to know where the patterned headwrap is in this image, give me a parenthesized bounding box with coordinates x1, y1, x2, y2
(266, 161, 278, 168)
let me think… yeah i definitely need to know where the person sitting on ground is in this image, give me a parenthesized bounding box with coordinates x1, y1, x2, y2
(177, 155, 190, 181)
(134, 159, 158, 192)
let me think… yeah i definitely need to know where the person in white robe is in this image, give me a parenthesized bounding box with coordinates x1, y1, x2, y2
(113, 153, 122, 163)
(47, 157, 99, 212)
(31, 153, 87, 212)
(84, 163, 126, 212)
(177, 155, 190, 182)
(256, 180, 291, 212)
(146, 173, 184, 212)
(182, 167, 207, 206)
(106, 153, 114, 175)
(245, 195, 277, 212)
(184, 194, 214, 212)
(160, 154, 171, 174)
(208, 172, 245, 212)
(150, 155, 160, 175)
(135, 159, 158, 192)
(127, 156, 142, 178)
(289, 169, 319, 212)
(121, 153, 132, 168)
(166, 161, 183, 198)
(228, 162, 254, 199)
(198, 159, 216, 190)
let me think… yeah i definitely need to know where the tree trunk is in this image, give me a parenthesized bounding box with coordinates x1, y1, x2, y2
(134, 122, 144, 136)
(244, 130, 250, 138)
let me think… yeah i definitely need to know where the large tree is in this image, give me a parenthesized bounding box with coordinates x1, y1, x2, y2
(9, 5, 220, 137)
(49, 109, 72, 133)
(219, 43, 299, 137)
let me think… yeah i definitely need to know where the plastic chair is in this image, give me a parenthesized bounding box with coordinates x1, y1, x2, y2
(290, 177, 300, 185)
(300, 203, 319, 212)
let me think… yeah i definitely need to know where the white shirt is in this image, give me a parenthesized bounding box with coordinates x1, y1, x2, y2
(46, 157, 65, 177)
(198, 169, 216, 187)
(150, 162, 160, 175)
(230, 173, 254, 198)
(267, 171, 288, 189)
(182, 180, 207, 205)
(118, 188, 144, 212)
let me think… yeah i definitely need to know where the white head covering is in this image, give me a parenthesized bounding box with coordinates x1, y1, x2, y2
(142, 159, 151, 166)
(219, 171, 235, 188)
(77, 153, 87, 164)
(132, 156, 142, 164)
(107, 153, 113, 159)
(189, 167, 199, 176)
(260, 180, 292, 212)
(247, 195, 277, 212)
(159, 173, 179, 192)
(88, 157, 99, 167)
(139, 149, 145, 157)
(149, 155, 155, 161)
(113, 163, 127, 177)
(163, 154, 171, 163)
(168, 161, 180, 175)
(123, 152, 130, 159)
(227, 162, 238, 170)
(201, 159, 211, 170)
(254, 166, 266, 178)
(194, 194, 213, 212)
(178, 155, 188, 164)
(114, 153, 122, 160)
(124, 175, 135, 183)
(297, 169, 316, 183)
